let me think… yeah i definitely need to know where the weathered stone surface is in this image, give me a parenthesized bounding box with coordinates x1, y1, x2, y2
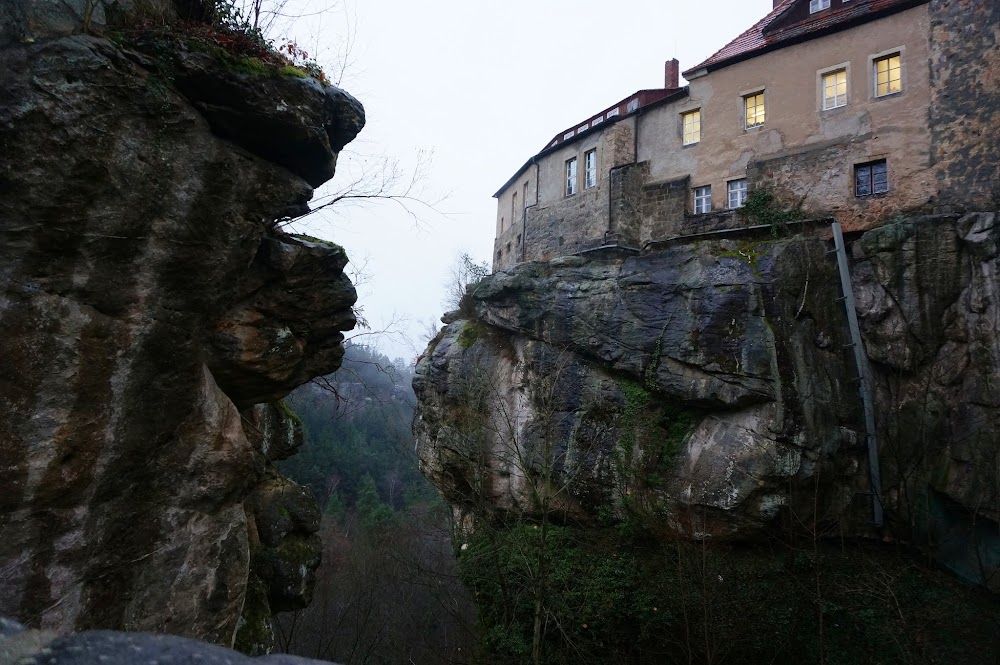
(928, 0, 1000, 211)
(415, 232, 865, 538)
(0, 616, 342, 664)
(160, 45, 365, 187)
(245, 402, 305, 462)
(0, 19, 358, 648)
(208, 237, 357, 409)
(416, 216, 1000, 560)
(854, 214, 1000, 530)
(237, 467, 321, 655)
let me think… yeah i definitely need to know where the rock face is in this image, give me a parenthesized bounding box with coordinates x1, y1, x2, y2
(0, 4, 361, 650)
(414, 215, 1000, 584)
(0, 616, 343, 665)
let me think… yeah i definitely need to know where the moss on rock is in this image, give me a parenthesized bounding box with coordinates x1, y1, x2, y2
(233, 573, 274, 656)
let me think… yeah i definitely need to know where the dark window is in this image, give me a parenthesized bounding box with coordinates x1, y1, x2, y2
(517, 234, 522, 244)
(855, 160, 888, 196)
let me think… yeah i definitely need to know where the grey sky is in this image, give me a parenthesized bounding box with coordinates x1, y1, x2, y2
(282, 0, 775, 361)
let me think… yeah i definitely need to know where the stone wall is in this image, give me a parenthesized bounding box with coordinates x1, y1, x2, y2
(607, 162, 647, 245)
(747, 135, 937, 231)
(928, 0, 1000, 211)
(522, 187, 608, 262)
(638, 175, 692, 242)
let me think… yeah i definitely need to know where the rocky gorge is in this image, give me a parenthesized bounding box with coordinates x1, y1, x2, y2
(0, 0, 362, 655)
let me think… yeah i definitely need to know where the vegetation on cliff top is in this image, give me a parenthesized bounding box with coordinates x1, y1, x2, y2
(107, 0, 330, 84)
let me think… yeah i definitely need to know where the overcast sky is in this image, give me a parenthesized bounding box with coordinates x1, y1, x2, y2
(279, 0, 776, 362)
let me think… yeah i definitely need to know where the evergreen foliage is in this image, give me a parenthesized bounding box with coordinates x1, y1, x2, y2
(278, 343, 437, 515)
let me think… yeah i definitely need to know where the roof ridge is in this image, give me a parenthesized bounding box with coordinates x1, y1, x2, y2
(683, 0, 797, 76)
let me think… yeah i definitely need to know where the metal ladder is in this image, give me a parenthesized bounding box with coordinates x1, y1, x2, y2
(831, 222, 885, 528)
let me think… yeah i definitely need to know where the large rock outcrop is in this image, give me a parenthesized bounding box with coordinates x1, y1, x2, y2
(414, 214, 1000, 585)
(0, 3, 362, 650)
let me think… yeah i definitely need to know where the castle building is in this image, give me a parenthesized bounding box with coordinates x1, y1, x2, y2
(493, 0, 940, 271)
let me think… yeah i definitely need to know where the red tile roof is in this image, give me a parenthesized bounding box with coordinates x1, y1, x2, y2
(684, 0, 928, 76)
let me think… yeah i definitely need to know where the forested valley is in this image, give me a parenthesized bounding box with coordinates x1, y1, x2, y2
(274, 343, 477, 664)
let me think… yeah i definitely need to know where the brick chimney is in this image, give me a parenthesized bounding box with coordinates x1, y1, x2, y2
(664, 58, 680, 89)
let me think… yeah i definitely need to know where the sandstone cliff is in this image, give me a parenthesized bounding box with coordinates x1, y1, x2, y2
(414, 214, 1000, 587)
(0, 0, 362, 652)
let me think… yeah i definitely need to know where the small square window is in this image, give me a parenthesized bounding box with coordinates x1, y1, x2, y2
(822, 69, 848, 110)
(809, 0, 830, 12)
(626, 98, 639, 113)
(874, 54, 902, 97)
(565, 158, 578, 196)
(855, 160, 888, 197)
(682, 110, 701, 145)
(744, 92, 765, 129)
(728, 179, 748, 209)
(584, 149, 597, 189)
(694, 185, 712, 214)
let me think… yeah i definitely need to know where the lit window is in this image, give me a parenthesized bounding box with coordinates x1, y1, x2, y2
(809, 0, 830, 12)
(523, 182, 529, 208)
(874, 54, 901, 97)
(822, 69, 848, 110)
(694, 185, 712, 214)
(584, 149, 597, 189)
(682, 110, 701, 145)
(728, 179, 748, 209)
(855, 160, 888, 196)
(744, 92, 765, 128)
(565, 158, 578, 196)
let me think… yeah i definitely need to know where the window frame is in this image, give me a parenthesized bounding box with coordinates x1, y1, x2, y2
(693, 185, 712, 214)
(809, 0, 830, 13)
(869, 48, 905, 99)
(565, 157, 578, 196)
(855, 159, 889, 197)
(584, 149, 598, 189)
(682, 109, 701, 146)
(727, 179, 748, 209)
(821, 67, 849, 111)
(743, 91, 766, 129)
